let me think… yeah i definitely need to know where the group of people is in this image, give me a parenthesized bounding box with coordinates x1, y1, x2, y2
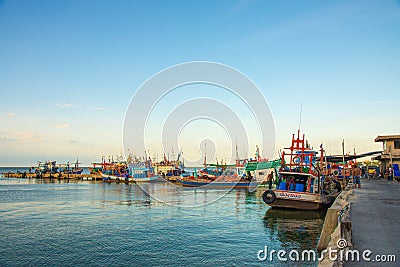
(261, 163, 395, 192)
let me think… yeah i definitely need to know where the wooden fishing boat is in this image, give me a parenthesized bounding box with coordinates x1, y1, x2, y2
(155, 150, 185, 181)
(100, 171, 128, 182)
(36, 161, 58, 174)
(64, 159, 83, 174)
(176, 163, 256, 189)
(176, 176, 257, 188)
(99, 161, 129, 182)
(89, 162, 104, 174)
(127, 160, 158, 182)
(262, 130, 337, 211)
(176, 145, 275, 189)
(36, 160, 83, 175)
(155, 161, 184, 181)
(100, 160, 159, 182)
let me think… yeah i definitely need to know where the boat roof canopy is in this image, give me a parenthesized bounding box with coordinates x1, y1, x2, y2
(245, 159, 281, 171)
(279, 171, 317, 178)
(324, 151, 382, 163)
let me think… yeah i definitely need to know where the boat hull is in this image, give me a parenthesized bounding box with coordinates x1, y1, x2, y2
(101, 173, 159, 182)
(101, 173, 126, 181)
(129, 176, 159, 182)
(263, 190, 333, 211)
(268, 198, 330, 211)
(160, 175, 181, 182)
(176, 178, 257, 188)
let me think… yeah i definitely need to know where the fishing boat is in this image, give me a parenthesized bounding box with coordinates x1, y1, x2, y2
(197, 164, 225, 179)
(245, 159, 281, 184)
(155, 151, 184, 182)
(100, 170, 129, 182)
(127, 159, 159, 182)
(177, 162, 280, 189)
(261, 130, 337, 210)
(36, 161, 59, 174)
(63, 159, 83, 174)
(176, 175, 257, 189)
(89, 162, 104, 174)
(176, 145, 273, 189)
(176, 160, 257, 188)
(100, 162, 129, 182)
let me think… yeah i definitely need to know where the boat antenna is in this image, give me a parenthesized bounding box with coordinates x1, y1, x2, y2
(298, 101, 303, 131)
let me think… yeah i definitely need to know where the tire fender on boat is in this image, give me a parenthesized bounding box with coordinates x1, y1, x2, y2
(292, 155, 302, 165)
(262, 190, 276, 204)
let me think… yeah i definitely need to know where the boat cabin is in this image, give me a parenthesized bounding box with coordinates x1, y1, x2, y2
(278, 130, 323, 194)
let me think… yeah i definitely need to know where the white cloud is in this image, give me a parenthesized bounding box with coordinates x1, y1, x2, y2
(56, 123, 71, 129)
(95, 107, 107, 110)
(0, 131, 46, 144)
(7, 113, 15, 117)
(56, 103, 73, 108)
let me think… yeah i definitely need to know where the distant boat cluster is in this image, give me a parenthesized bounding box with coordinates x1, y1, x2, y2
(3, 130, 374, 212)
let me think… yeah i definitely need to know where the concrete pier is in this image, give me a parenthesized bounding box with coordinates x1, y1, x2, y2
(318, 184, 353, 252)
(319, 178, 400, 266)
(346, 179, 399, 266)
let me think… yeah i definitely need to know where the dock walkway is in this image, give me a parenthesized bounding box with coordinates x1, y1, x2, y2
(346, 178, 399, 266)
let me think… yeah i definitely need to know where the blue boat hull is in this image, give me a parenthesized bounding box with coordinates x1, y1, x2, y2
(176, 178, 257, 188)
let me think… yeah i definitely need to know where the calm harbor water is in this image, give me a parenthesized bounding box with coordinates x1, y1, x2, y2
(0, 172, 324, 266)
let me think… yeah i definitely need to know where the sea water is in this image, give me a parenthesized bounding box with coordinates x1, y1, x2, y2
(0, 174, 324, 266)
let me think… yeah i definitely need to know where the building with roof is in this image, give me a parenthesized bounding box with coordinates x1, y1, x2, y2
(373, 135, 400, 172)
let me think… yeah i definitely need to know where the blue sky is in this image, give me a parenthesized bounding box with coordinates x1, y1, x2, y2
(0, 0, 399, 166)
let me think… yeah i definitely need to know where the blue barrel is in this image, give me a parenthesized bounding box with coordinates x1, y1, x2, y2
(289, 183, 295, 191)
(279, 182, 287, 190)
(295, 183, 305, 192)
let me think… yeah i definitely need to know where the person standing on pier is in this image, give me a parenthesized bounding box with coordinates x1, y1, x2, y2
(352, 164, 361, 188)
(267, 171, 274, 189)
(388, 165, 393, 181)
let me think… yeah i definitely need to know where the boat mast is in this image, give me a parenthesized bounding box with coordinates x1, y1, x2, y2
(235, 138, 239, 161)
(171, 146, 175, 161)
(342, 139, 345, 169)
(204, 141, 207, 167)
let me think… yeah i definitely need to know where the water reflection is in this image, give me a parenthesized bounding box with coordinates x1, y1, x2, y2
(0, 178, 324, 266)
(98, 182, 153, 207)
(263, 208, 325, 251)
